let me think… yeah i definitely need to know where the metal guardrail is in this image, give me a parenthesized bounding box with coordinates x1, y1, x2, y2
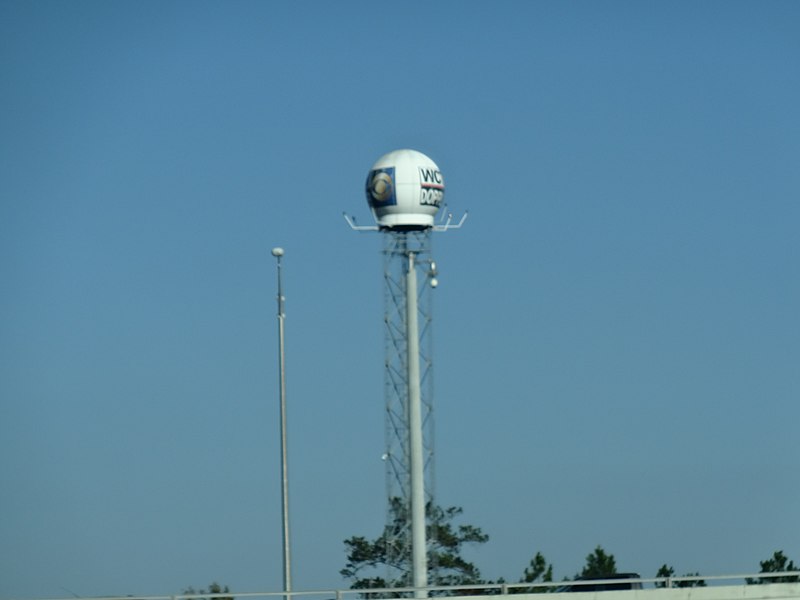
(335, 573, 800, 597)
(11, 573, 800, 600)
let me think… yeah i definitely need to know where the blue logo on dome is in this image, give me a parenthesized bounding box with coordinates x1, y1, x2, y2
(366, 168, 396, 206)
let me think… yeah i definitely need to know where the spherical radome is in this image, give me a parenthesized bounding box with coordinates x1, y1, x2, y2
(364, 149, 444, 230)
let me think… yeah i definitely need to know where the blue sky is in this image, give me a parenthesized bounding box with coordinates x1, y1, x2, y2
(1, 1, 799, 597)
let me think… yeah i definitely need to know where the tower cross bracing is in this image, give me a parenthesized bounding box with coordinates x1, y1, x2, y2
(381, 229, 436, 584)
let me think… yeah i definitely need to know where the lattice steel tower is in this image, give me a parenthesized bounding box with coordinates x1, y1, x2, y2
(346, 149, 466, 595)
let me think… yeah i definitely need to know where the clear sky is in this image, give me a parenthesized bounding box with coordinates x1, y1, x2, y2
(1, 1, 798, 598)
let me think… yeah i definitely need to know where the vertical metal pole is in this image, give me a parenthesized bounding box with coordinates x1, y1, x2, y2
(272, 247, 292, 599)
(406, 251, 428, 598)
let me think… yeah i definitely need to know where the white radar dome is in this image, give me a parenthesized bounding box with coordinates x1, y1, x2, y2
(365, 149, 445, 230)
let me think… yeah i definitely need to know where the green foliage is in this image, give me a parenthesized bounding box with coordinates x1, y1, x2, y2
(579, 546, 617, 579)
(523, 552, 554, 584)
(655, 564, 674, 585)
(343, 506, 746, 596)
(428, 504, 489, 587)
(655, 565, 706, 588)
(341, 498, 490, 593)
(746, 551, 800, 584)
(182, 583, 233, 600)
(512, 552, 554, 593)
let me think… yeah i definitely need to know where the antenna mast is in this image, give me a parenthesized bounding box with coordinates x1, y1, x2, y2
(346, 149, 466, 596)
